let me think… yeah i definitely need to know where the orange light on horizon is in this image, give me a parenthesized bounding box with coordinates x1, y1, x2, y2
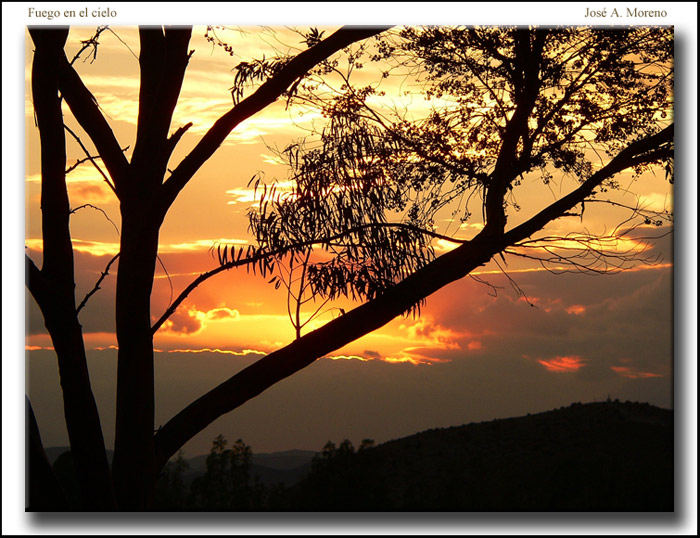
(325, 354, 372, 362)
(25, 345, 54, 351)
(383, 355, 450, 366)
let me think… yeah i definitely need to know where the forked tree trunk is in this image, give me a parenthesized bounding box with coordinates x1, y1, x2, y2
(27, 26, 115, 511)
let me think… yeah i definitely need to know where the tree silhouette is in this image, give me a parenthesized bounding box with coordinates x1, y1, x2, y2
(26, 24, 388, 511)
(188, 436, 260, 510)
(26, 25, 673, 511)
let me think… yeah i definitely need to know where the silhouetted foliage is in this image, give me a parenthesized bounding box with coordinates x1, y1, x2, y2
(154, 435, 285, 511)
(246, 26, 673, 310)
(187, 435, 264, 510)
(153, 450, 190, 511)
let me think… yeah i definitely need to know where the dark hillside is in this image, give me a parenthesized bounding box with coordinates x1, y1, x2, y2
(283, 401, 673, 511)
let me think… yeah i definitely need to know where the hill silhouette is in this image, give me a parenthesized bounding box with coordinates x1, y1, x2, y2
(45, 400, 673, 511)
(281, 400, 673, 511)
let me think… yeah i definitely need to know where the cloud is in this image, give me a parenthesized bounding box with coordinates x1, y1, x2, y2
(166, 347, 266, 357)
(164, 238, 249, 252)
(383, 355, 450, 366)
(610, 366, 664, 379)
(25, 237, 251, 259)
(412, 264, 672, 396)
(566, 305, 586, 315)
(206, 307, 241, 321)
(325, 354, 372, 362)
(160, 306, 241, 336)
(537, 355, 586, 373)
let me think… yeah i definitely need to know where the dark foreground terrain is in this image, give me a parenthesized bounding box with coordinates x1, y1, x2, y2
(283, 400, 673, 511)
(47, 400, 673, 511)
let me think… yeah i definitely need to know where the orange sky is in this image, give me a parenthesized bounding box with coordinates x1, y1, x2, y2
(24, 25, 675, 455)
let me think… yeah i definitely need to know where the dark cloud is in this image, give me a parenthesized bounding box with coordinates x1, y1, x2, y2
(26, 249, 119, 335)
(162, 308, 203, 335)
(421, 265, 672, 393)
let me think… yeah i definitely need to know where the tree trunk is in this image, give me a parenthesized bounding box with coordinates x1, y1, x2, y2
(28, 27, 115, 511)
(26, 397, 68, 511)
(111, 204, 161, 510)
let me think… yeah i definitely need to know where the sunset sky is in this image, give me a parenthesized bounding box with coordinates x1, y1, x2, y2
(21, 23, 679, 460)
(4, 1, 697, 534)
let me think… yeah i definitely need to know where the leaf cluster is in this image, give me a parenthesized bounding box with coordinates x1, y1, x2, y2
(247, 109, 439, 311)
(399, 26, 673, 184)
(230, 54, 294, 105)
(227, 26, 673, 325)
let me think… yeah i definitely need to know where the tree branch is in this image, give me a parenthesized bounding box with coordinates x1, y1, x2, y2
(503, 125, 673, 247)
(56, 38, 130, 194)
(130, 27, 193, 184)
(151, 221, 465, 334)
(164, 122, 193, 163)
(63, 124, 118, 194)
(154, 231, 497, 469)
(158, 26, 391, 218)
(25, 253, 48, 306)
(70, 203, 121, 236)
(76, 253, 120, 314)
(152, 124, 672, 469)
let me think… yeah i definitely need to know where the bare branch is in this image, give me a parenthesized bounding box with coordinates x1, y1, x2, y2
(165, 122, 193, 160)
(156, 255, 174, 309)
(63, 123, 117, 194)
(505, 224, 671, 276)
(469, 273, 502, 298)
(70, 26, 108, 66)
(106, 27, 139, 61)
(502, 125, 673, 248)
(493, 257, 536, 307)
(76, 254, 120, 314)
(70, 203, 120, 236)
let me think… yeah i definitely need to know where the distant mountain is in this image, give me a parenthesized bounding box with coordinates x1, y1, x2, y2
(45, 445, 316, 488)
(181, 449, 316, 487)
(282, 400, 674, 511)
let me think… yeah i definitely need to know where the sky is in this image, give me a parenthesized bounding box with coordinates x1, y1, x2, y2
(22, 22, 680, 456)
(5, 2, 698, 535)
